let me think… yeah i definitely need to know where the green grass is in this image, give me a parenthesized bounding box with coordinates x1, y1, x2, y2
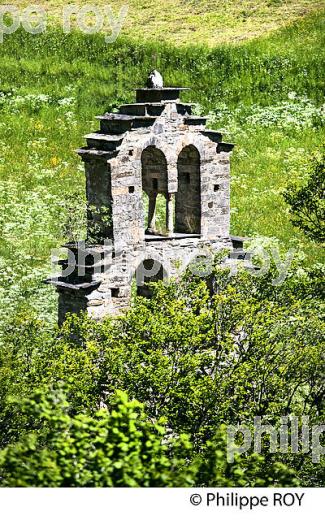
(7, 0, 324, 46)
(0, 10, 324, 328)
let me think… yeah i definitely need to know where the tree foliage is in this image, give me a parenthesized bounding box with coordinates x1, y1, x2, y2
(284, 151, 325, 242)
(0, 388, 299, 487)
(0, 260, 324, 486)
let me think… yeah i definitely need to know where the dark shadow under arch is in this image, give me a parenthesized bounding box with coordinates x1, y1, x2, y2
(175, 145, 201, 234)
(135, 258, 167, 298)
(141, 146, 168, 235)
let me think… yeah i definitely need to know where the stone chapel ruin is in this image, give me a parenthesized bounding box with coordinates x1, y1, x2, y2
(49, 73, 247, 324)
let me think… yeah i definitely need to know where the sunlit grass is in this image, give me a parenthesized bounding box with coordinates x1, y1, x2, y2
(230, 126, 325, 263)
(6, 0, 324, 46)
(0, 10, 323, 327)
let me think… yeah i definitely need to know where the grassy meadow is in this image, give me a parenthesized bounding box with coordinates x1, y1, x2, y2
(0, 7, 324, 334)
(7, 0, 324, 46)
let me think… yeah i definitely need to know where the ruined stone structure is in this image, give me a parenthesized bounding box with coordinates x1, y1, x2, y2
(49, 74, 246, 324)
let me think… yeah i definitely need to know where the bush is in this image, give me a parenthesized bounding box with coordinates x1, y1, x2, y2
(284, 151, 325, 242)
(0, 261, 323, 486)
(0, 389, 298, 487)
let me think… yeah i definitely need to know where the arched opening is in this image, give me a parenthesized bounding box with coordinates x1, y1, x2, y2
(142, 193, 168, 236)
(175, 145, 201, 234)
(134, 258, 167, 298)
(141, 146, 170, 236)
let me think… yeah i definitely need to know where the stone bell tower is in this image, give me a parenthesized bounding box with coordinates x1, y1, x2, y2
(49, 73, 246, 324)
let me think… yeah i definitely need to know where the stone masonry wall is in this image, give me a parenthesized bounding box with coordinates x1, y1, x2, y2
(51, 83, 237, 323)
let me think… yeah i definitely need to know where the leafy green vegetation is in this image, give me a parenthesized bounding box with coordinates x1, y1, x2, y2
(0, 389, 298, 487)
(0, 7, 324, 487)
(284, 151, 325, 242)
(0, 261, 323, 486)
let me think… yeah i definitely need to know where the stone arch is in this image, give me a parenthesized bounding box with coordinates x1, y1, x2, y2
(141, 146, 168, 235)
(134, 257, 167, 298)
(141, 146, 168, 195)
(175, 145, 201, 234)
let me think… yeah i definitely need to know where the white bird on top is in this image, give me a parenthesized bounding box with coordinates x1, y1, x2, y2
(147, 70, 164, 89)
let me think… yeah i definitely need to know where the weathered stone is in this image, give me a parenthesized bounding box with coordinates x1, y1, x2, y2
(50, 72, 248, 323)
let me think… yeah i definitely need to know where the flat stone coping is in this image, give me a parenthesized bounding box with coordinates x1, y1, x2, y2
(45, 278, 101, 292)
(145, 233, 201, 241)
(229, 234, 249, 242)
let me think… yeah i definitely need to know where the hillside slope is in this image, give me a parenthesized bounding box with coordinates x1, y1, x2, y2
(0, 10, 324, 330)
(7, 0, 325, 45)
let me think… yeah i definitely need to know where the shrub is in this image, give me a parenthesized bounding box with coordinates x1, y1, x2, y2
(284, 152, 325, 242)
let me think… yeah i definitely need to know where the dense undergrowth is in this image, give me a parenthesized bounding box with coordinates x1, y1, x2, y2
(0, 261, 324, 486)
